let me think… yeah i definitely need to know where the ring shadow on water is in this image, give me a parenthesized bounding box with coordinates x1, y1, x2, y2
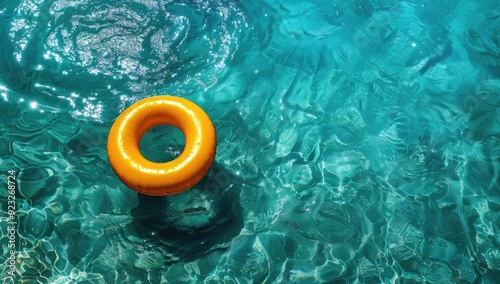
(131, 161, 244, 265)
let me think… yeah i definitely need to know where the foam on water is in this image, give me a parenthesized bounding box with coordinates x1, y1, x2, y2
(0, 0, 499, 283)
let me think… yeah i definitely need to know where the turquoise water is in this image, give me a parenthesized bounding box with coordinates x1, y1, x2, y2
(1, 0, 500, 282)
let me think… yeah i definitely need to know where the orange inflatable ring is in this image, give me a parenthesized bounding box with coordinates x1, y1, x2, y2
(107, 95, 216, 196)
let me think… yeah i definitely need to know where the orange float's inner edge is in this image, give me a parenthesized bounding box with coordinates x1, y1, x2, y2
(107, 95, 217, 196)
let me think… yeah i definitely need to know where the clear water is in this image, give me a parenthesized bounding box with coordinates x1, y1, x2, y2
(0, 0, 499, 283)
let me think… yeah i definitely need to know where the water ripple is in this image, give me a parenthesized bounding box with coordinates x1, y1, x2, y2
(1, 0, 246, 122)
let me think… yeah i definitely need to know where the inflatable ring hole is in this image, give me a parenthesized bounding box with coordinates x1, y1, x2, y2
(139, 124, 186, 163)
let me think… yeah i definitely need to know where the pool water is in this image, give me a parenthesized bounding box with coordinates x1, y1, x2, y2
(1, 0, 499, 283)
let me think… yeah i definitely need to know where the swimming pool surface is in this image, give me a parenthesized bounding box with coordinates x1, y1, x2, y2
(1, 0, 499, 283)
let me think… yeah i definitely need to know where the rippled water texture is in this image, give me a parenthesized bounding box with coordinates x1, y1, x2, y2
(0, 0, 500, 283)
